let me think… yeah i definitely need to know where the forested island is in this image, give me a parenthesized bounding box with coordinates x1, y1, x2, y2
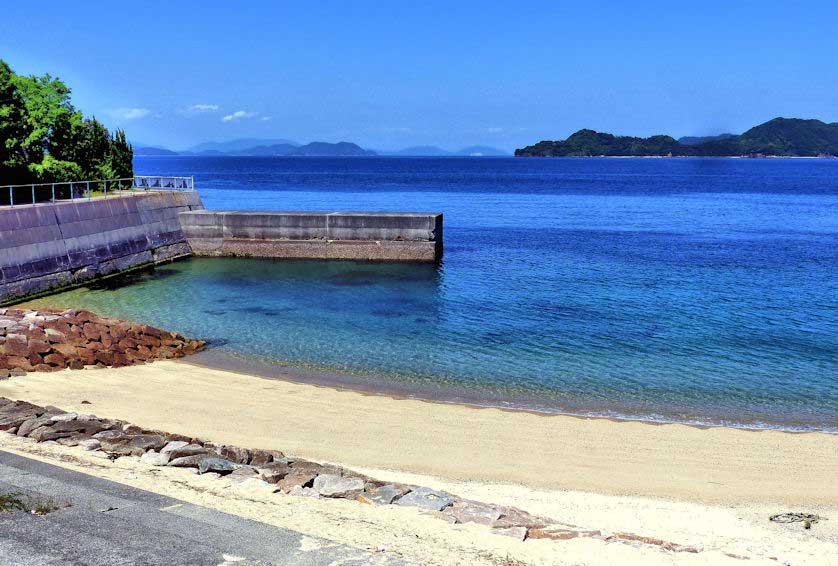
(0, 59, 132, 185)
(515, 118, 838, 157)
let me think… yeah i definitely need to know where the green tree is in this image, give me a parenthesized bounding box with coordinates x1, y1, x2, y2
(0, 60, 28, 183)
(0, 58, 133, 190)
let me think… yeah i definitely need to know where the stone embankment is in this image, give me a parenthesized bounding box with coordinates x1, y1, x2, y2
(0, 308, 205, 377)
(0, 397, 701, 553)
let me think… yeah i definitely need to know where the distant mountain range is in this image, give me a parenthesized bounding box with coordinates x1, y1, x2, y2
(515, 118, 838, 157)
(380, 145, 509, 156)
(134, 138, 510, 157)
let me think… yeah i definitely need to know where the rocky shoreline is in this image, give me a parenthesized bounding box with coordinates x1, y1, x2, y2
(0, 308, 205, 377)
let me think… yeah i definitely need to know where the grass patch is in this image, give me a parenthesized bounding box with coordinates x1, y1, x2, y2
(0, 492, 28, 512)
(0, 490, 68, 516)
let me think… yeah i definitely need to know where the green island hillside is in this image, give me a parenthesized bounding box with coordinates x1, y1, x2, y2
(515, 118, 838, 157)
(0, 59, 132, 187)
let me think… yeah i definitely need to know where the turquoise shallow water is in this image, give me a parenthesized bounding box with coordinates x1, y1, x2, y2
(29, 156, 838, 431)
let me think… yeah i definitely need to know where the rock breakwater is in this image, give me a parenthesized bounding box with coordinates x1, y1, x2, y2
(0, 308, 205, 377)
(0, 397, 702, 553)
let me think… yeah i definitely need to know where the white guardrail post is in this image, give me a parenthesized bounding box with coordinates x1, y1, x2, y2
(1, 176, 195, 207)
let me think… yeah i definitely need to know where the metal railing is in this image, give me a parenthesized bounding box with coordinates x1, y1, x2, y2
(0, 176, 195, 207)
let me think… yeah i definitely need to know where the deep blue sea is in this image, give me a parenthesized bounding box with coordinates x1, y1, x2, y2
(37, 157, 838, 431)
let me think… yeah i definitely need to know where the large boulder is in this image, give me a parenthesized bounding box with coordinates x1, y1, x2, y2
(395, 487, 454, 511)
(366, 484, 411, 505)
(100, 433, 167, 456)
(198, 457, 236, 475)
(313, 474, 365, 499)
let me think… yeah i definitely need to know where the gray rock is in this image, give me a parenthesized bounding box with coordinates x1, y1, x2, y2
(49, 412, 78, 422)
(79, 438, 101, 451)
(140, 451, 170, 466)
(444, 500, 503, 525)
(258, 460, 292, 484)
(226, 467, 259, 484)
(199, 457, 236, 475)
(160, 440, 190, 455)
(395, 487, 454, 511)
(92, 430, 124, 440)
(367, 484, 411, 505)
(288, 486, 320, 498)
(16, 415, 54, 437)
(100, 434, 167, 456)
(168, 455, 206, 468)
(313, 474, 365, 499)
(166, 444, 209, 459)
(492, 526, 528, 540)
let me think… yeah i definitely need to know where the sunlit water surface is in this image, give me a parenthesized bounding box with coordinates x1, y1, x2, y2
(28, 157, 837, 431)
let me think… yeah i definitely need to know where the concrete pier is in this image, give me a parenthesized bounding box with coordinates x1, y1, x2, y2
(0, 192, 443, 304)
(179, 210, 443, 262)
(0, 191, 203, 304)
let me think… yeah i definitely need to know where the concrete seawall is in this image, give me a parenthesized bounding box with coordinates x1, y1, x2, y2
(0, 191, 203, 304)
(179, 211, 443, 262)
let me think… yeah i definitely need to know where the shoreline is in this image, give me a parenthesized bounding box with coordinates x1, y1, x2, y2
(1, 360, 836, 507)
(188, 348, 838, 435)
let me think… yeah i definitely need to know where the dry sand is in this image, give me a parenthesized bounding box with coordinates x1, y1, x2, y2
(1, 361, 836, 565)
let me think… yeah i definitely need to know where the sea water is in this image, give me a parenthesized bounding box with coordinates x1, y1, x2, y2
(30, 156, 837, 431)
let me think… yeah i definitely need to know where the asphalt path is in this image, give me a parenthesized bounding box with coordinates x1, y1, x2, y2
(0, 450, 406, 565)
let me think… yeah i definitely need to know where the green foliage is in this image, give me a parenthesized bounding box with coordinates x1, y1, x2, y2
(0, 59, 132, 186)
(515, 118, 838, 157)
(27, 154, 83, 182)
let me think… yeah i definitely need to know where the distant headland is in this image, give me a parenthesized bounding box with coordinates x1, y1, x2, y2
(515, 118, 838, 157)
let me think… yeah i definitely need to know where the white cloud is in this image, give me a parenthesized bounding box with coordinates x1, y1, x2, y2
(222, 110, 258, 122)
(187, 104, 219, 112)
(260, 116, 273, 121)
(109, 107, 152, 120)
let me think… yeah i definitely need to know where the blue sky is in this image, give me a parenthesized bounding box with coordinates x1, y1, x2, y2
(2, 1, 836, 151)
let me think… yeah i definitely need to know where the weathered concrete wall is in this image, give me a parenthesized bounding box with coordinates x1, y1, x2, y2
(0, 191, 204, 304)
(179, 211, 443, 262)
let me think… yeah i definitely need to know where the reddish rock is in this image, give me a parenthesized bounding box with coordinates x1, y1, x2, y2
(82, 322, 101, 340)
(27, 339, 52, 355)
(250, 449, 282, 467)
(259, 461, 292, 483)
(277, 473, 317, 493)
(44, 328, 67, 344)
(219, 445, 251, 464)
(4, 356, 33, 371)
(43, 352, 67, 367)
(118, 337, 138, 350)
(51, 343, 78, 357)
(94, 351, 114, 366)
(42, 319, 71, 335)
(68, 359, 85, 370)
(23, 327, 46, 341)
(2, 334, 28, 357)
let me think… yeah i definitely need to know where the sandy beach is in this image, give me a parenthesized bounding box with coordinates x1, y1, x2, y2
(1, 360, 836, 564)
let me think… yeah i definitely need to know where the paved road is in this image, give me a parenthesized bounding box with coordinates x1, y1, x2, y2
(0, 450, 406, 565)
